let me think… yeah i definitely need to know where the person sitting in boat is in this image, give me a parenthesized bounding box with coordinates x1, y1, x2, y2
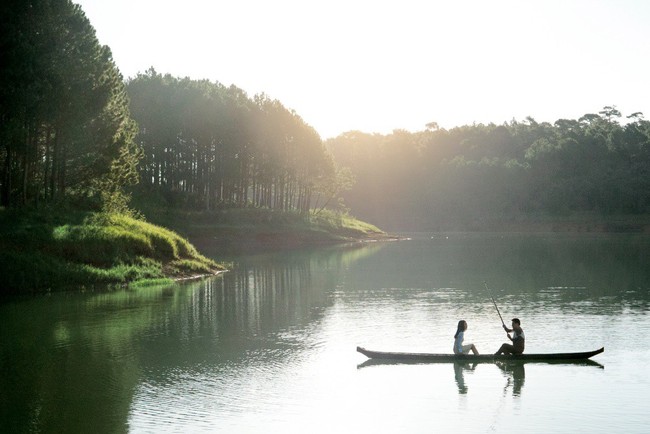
(453, 320, 479, 355)
(495, 318, 525, 355)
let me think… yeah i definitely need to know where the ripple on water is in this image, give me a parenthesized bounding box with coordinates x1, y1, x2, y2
(128, 345, 319, 432)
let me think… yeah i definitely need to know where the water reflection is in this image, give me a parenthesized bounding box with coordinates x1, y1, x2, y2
(0, 234, 647, 433)
(215, 242, 385, 335)
(0, 242, 384, 432)
(0, 282, 189, 434)
(497, 362, 526, 396)
(453, 362, 476, 394)
(454, 361, 525, 396)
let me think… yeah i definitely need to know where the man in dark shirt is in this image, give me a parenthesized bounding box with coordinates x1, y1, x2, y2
(495, 318, 525, 355)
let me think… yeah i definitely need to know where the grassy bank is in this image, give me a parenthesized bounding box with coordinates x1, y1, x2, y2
(139, 207, 390, 253)
(0, 208, 225, 294)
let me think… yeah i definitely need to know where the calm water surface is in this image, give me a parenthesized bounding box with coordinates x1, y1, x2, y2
(1, 233, 650, 433)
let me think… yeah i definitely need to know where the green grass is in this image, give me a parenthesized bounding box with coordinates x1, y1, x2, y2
(0, 208, 225, 294)
(0, 205, 384, 294)
(309, 209, 383, 237)
(141, 206, 385, 242)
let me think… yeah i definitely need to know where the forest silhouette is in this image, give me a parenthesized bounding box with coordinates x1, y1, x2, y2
(2, 1, 649, 233)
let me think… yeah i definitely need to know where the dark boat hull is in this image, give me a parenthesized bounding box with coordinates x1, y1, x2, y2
(357, 346, 604, 363)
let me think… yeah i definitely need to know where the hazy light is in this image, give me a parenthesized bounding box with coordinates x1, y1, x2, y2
(77, 0, 650, 138)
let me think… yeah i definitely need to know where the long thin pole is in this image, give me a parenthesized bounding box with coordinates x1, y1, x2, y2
(483, 281, 506, 327)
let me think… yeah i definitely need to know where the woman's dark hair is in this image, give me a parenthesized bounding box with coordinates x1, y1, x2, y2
(512, 318, 521, 325)
(454, 320, 466, 338)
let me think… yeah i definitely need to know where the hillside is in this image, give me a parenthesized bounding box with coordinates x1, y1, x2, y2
(0, 209, 225, 295)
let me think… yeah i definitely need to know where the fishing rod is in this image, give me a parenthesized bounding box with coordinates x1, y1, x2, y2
(483, 281, 506, 328)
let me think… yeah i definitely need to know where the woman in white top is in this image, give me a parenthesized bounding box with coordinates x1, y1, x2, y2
(453, 320, 479, 355)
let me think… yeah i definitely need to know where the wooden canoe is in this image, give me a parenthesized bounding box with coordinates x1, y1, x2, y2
(357, 346, 604, 363)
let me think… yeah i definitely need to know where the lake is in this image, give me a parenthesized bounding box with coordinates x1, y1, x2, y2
(1, 233, 649, 433)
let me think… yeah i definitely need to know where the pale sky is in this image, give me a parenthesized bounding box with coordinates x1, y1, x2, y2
(76, 0, 650, 139)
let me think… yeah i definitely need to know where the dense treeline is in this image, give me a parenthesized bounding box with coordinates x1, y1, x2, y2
(0, 0, 141, 210)
(6, 1, 648, 236)
(327, 107, 650, 230)
(0, 1, 344, 218)
(126, 71, 341, 214)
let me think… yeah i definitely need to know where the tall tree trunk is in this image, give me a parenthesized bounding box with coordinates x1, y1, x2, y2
(1, 143, 11, 207)
(43, 126, 52, 201)
(21, 129, 32, 206)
